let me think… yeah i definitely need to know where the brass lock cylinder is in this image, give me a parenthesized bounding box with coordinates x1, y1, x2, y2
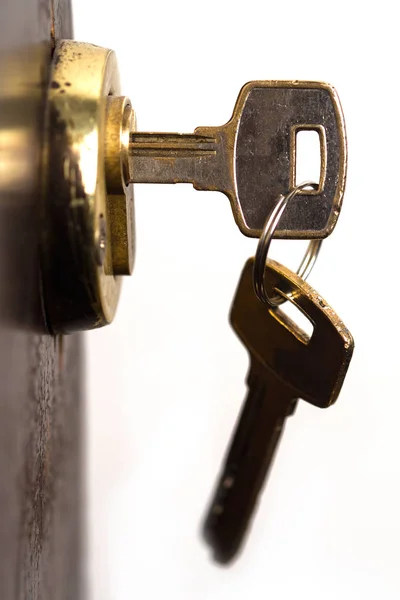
(41, 41, 135, 333)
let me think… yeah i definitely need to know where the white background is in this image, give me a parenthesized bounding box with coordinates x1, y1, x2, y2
(73, 2, 400, 599)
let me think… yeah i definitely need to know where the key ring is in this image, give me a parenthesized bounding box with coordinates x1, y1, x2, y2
(253, 181, 323, 307)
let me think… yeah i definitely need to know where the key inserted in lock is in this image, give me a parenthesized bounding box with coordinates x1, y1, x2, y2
(130, 82, 346, 238)
(41, 40, 347, 333)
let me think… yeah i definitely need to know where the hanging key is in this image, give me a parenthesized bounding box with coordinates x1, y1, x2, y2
(203, 257, 354, 563)
(129, 81, 347, 238)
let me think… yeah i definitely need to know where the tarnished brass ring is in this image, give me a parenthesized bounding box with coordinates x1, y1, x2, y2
(253, 182, 322, 307)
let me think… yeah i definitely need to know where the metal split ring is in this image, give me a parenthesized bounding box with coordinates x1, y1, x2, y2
(253, 181, 323, 307)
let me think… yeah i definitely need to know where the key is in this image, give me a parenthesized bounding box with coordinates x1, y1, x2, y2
(203, 257, 354, 563)
(129, 81, 347, 239)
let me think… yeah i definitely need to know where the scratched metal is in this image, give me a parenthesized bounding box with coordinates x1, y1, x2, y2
(235, 84, 346, 237)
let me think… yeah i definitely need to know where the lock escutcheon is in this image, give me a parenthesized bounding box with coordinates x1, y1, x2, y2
(41, 40, 135, 333)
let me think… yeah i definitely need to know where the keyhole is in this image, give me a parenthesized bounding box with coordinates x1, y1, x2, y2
(276, 300, 314, 343)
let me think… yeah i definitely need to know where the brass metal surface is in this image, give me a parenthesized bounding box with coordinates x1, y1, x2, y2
(129, 81, 347, 239)
(105, 96, 136, 275)
(41, 40, 135, 333)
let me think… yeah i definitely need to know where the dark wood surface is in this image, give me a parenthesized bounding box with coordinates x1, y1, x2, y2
(0, 1, 84, 598)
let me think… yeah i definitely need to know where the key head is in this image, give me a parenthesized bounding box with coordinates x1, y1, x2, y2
(229, 81, 346, 239)
(230, 258, 354, 408)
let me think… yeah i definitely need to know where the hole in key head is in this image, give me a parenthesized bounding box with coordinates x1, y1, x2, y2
(291, 125, 327, 193)
(273, 298, 314, 344)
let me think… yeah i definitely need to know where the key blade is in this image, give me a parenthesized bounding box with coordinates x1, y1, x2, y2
(231, 81, 347, 239)
(129, 81, 346, 239)
(203, 360, 297, 564)
(230, 258, 354, 408)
